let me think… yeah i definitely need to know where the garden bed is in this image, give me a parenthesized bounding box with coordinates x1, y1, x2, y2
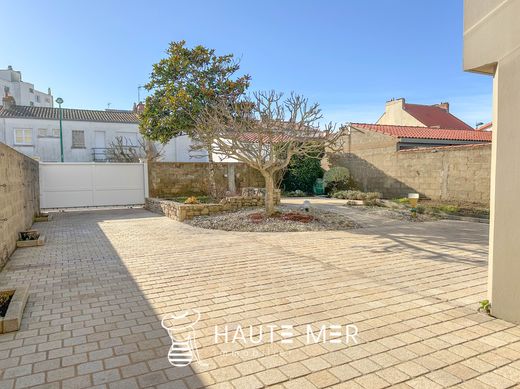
(185, 206, 358, 232)
(0, 286, 30, 333)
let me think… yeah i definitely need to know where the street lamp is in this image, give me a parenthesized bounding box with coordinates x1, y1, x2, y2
(56, 97, 64, 162)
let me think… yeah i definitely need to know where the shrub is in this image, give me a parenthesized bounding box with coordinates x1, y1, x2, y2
(323, 167, 354, 194)
(333, 190, 381, 201)
(281, 152, 324, 194)
(284, 190, 307, 197)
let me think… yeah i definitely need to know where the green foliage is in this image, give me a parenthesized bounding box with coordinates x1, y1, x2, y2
(392, 197, 410, 204)
(284, 190, 307, 197)
(437, 204, 460, 214)
(139, 40, 251, 143)
(323, 167, 354, 194)
(416, 205, 426, 214)
(333, 190, 381, 201)
(281, 152, 324, 194)
(478, 299, 491, 314)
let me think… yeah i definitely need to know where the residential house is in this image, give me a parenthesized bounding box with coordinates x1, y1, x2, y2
(0, 66, 53, 107)
(377, 98, 474, 131)
(0, 95, 203, 162)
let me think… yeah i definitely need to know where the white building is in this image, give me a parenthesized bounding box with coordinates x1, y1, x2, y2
(0, 66, 53, 107)
(0, 96, 204, 162)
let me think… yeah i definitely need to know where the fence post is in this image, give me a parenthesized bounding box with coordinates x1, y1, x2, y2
(142, 160, 150, 199)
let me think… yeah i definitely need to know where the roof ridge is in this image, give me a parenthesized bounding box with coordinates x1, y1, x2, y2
(349, 122, 477, 132)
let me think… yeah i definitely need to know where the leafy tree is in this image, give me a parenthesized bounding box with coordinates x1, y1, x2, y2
(281, 151, 324, 193)
(139, 40, 250, 197)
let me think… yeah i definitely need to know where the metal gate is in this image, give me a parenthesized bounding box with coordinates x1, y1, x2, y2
(39, 162, 148, 209)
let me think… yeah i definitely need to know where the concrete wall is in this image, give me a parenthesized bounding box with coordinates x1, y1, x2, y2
(464, 0, 520, 322)
(331, 129, 491, 203)
(148, 162, 265, 198)
(0, 143, 40, 269)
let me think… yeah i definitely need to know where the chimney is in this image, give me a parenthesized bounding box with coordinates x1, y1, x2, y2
(48, 87, 52, 95)
(435, 102, 449, 112)
(2, 92, 16, 109)
(385, 97, 405, 111)
(134, 102, 145, 114)
(7, 65, 12, 70)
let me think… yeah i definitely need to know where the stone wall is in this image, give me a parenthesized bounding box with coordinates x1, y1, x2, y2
(331, 129, 491, 203)
(148, 162, 265, 198)
(145, 190, 281, 222)
(0, 143, 40, 269)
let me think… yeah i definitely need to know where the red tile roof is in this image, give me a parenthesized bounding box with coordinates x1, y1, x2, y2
(403, 103, 474, 131)
(350, 123, 492, 142)
(477, 122, 492, 131)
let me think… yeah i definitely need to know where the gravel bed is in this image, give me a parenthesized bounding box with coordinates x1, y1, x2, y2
(185, 206, 359, 232)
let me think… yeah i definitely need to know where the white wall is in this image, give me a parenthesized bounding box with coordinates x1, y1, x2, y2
(0, 70, 53, 107)
(0, 117, 208, 163)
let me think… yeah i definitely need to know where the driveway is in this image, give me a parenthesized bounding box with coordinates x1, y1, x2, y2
(1, 208, 519, 389)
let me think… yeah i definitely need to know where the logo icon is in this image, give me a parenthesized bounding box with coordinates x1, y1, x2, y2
(161, 309, 205, 367)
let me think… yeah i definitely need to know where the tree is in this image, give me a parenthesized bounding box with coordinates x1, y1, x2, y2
(194, 91, 344, 215)
(106, 136, 163, 162)
(281, 151, 324, 194)
(139, 40, 251, 197)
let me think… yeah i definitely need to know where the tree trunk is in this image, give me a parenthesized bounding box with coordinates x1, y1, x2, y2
(207, 147, 218, 199)
(263, 172, 276, 216)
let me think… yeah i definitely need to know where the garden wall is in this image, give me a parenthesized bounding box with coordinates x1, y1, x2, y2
(331, 129, 491, 203)
(148, 162, 264, 198)
(146, 191, 280, 222)
(0, 143, 40, 269)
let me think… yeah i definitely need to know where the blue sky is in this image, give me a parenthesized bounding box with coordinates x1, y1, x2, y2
(2, 0, 492, 126)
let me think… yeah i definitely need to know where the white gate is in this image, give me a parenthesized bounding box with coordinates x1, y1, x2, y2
(39, 162, 149, 209)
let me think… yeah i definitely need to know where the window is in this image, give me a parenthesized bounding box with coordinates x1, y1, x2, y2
(52, 129, 60, 137)
(71, 130, 85, 148)
(36, 95, 40, 102)
(14, 129, 33, 145)
(38, 128, 48, 137)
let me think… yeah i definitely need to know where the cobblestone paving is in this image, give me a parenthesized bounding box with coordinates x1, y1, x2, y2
(1, 208, 519, 389)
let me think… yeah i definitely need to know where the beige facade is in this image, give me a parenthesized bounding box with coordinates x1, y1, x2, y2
(464, 0, 520, 322)
(377, 99, 424, 126)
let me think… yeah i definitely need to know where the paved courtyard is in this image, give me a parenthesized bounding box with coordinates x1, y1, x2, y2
(1, 208, 520, 388)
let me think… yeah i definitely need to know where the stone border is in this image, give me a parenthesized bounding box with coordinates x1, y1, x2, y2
(0, 285, 30, 333)
(16, 235, 46, 248)
(34, 213, 51, 222)
(146, 192, 280, 222)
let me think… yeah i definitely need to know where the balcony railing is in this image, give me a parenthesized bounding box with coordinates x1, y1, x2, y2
(92, 146, 141, 162)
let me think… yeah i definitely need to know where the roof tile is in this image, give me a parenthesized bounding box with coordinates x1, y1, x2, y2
(0, 105, 138, 123)
(403, 103, 474, 131)
(350, 123, 492, 142)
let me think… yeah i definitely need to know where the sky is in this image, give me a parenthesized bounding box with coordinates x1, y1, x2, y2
(1, 0, 492, 126)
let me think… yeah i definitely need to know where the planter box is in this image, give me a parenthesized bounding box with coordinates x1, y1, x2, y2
(0, 285, 30, 333)
(17, 235, 45, 248)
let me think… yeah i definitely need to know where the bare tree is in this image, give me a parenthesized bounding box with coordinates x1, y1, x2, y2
(106, 136, 164, 163)
(193, 91, 344, 215)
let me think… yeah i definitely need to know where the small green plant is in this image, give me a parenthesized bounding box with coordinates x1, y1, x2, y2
(416, 205, 426, 214)
(437, 204, 460, 214)
(333, 190, 381, 201)
(478, 299, 491, 314)
(284, 190, 307, 197)
(393, 197, 409, 204)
